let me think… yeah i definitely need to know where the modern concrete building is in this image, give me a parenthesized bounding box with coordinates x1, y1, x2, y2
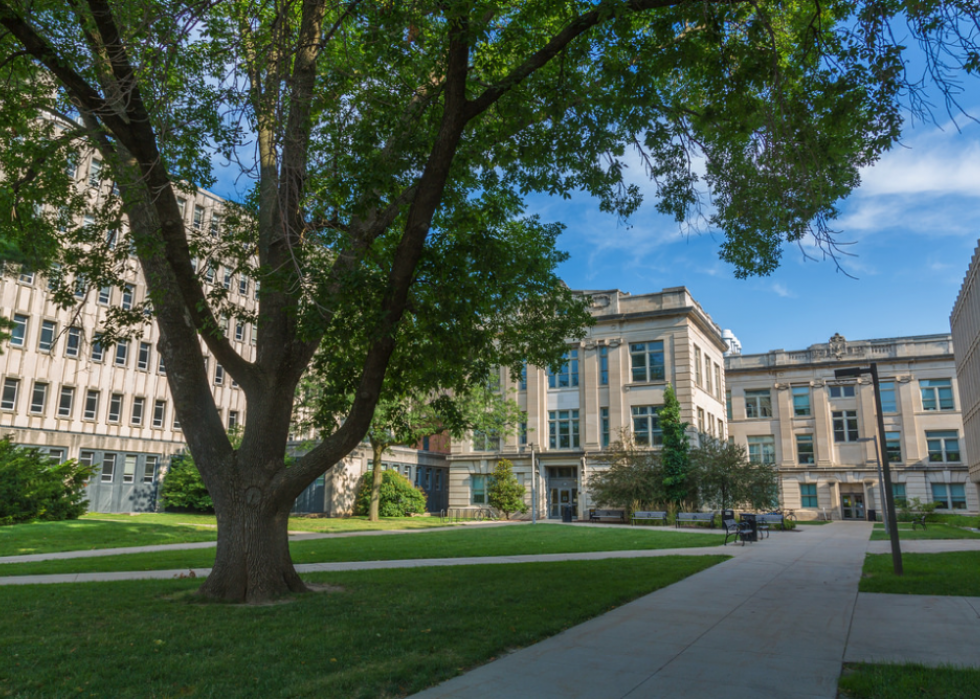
(951, 240, 980, 493)
(446, 287, 728, 519)
(725, 333, 978, 519)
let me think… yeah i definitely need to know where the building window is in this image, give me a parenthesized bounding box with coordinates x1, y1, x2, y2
(726, 390, 732, 420)
(829, 385, 856, 399)
(630, 341, 665, 382)
(697, 407, 705, 432)
(144, 456, 158, 484)
(631, 405, 662, 447)
(29, 382, 48, 414)
(235, 322, 245, 342)
(548, 350, 579, 388)
(35, 320, 56, 353)
(714, 363, 722, 399)
(214, 364, 224, 385)
(173, 413, 181, 431)
(796, 434, 814, 464)
(892, 483, 907, 507)
(98, 285, 112, 305)
(879, 381, 897, 413)
(704, 355, 712, 394)
(152, 400, 166, 428)
(65, 327, 81, 358)
(1, 378, 18, 411)
(747, 435, 776, 465)
(600, 407, 610, 447)
(471, 475, 487, 505)
(800, 483, 818, 508)
(84, 390, 100, 420)
(694, 346, 702, 386)
(239, 276, 248, 295)
(131, 397, 145, 426)
(223, 269, 232, 290)
(18, 268, 34, 284)
(123, 454, 138, 484)
(228, 410, 239, 429)
(931, 483, 967, 510)
(519, 414, 527, 446)
(926, 431, 960, 462)
(91, 334, 105, 363)
(519, 362, 527, 390)
(177, 197, 187, 217)
(920, 379, 954, 411)
(204, 264, 215, 283)
(599, 347, 608, 386)
(832, 410, 859, 442)
(250, 323, 257, 346)
(115, 340, 129, 367)
(121, 284, 134, 310)
(792, 386, 811, 417)
(193, 205, 205, 230)
(108, 393, 123, 423)
(158, 356, 166, 374)
(88, 159, 102, 187)
(744, 389, 772, 418)
(10, 314, 28, 347)
(548, 409, 580, 449)
(471, 429, 499, 452)
(58, 386, 75, 418)
(210, 215, 221, 237)
(138, 342, 151, 370)
(78, 451, 95, 482)
(885, 431, 902, 463)
(100, 453, 116, 483)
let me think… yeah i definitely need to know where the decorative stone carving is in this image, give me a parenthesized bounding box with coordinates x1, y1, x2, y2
(607, 339, 622, 348)
(584, 341, 597, 350)
(829, 333, 847, 359)
(591, 294, 610, 309)
(774, 383, 790, 390)
(897, 375, 912, 384)
(812, 379, 826, 387)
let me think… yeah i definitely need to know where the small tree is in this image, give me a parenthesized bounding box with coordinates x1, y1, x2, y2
(353, 470, 427, 517)
(160, 452, 214, 513)
(487, 459, 528, 520)
(0, 437, 94, 525)
(589, 431, 666, 514)
(689, 433, 778, 512)
(660, 384, 690, 506)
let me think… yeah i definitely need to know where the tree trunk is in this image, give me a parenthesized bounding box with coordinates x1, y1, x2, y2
(196, 487, 307, 603)
(369, 442, 385, 522)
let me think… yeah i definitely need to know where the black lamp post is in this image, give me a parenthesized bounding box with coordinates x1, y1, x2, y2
(835, 362, 903, 575)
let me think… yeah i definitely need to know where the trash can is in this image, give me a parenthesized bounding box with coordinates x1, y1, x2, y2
(561, 505, 573, 523)
(740, 513, 758, 542)
(867, 509, 876, 523)
(722, 509, 735, 521)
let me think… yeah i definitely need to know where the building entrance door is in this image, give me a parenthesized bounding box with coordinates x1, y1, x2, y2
(549, 487, 578, 518)
(841, 493, 865, 520)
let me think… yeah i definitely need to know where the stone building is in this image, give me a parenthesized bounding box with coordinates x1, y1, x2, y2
(951, 240, 980, 494)
(725, 333, 978, 519)
(446, 287, 728, 519)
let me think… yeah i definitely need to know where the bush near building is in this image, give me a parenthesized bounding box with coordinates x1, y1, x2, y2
(0, 437, 94, 525)
(160, 453, 214, 513)
(354, 469, 428, 517)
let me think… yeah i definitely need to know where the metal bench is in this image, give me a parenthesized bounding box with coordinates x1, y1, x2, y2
(589, 508, 626, 524)
(911, 514, 928, 530)
(631, 510, 668, 526)
(756, 513, 786, 535)
(722, 518, 751, 546)
(675, 512, 716, 528)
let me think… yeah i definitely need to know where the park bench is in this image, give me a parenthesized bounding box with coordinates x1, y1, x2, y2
(631, 511, 668, 526)
(722, 518, 751, 546)
(675, 512, 716, 528)
(589, 509, 626, 524)
(911, 514, 928, 531)
(756, 513, 786, 535)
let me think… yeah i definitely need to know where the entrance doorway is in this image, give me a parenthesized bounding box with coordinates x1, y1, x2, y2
(841, 493, 865, 520)
(546, 467, 578, 519)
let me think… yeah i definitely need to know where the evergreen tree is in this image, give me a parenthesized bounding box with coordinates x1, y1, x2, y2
(487, 459, 528, 520)
(660, 384, 690, 506)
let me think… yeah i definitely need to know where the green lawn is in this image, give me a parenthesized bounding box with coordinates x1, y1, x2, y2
(0, 519, 218, 557)
(84, 512, 462, 533)
(0, 556, 727, 699)
(859, 551, 980, 596)
(869, 523, 980, 541)
(839, 662, 980, 699)
(795, 520, 833, 525)
(0, 523, 723, 577)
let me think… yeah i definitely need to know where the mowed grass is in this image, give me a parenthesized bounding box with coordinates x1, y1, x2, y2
(839, 662, 980, 699)
(0, 556, 727, 699)
(859, 552, 980, 596)
(0, 519, 217, 557)
(795, 520, 833, 525)
(84, 512, 462, 533)
(869, 523, 980, 541)
(0, 523, 723, 577)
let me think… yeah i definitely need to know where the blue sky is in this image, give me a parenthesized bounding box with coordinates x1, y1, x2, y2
(531, 116, 980, 355)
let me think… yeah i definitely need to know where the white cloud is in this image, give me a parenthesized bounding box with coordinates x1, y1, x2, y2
(771, 283, 795, 298)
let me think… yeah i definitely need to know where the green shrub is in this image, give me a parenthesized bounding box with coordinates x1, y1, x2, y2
(487, 459, 528, 519)
(160, 453, 214, 512)
(0, 437, 95, 525)
(354, 469, 427, 517)
(898, 497, 938, 522)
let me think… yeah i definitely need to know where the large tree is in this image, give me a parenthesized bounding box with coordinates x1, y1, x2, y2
(0, 0, 975, 601)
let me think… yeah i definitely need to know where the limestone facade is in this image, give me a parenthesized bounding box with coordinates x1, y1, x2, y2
(725, 334, 978, 519)
(447, 287, 728, 519)
(950, 239, 980, 487)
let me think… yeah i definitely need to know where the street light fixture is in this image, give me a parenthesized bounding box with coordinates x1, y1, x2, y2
(835, 363, 903, 575)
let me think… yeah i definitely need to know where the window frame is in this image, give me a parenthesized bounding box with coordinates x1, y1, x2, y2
(107, 393, 123, 423)
(832, 410, 859, 442)
(83, 390, 100, 420)
(1, 378, 20, 411)
(920, 379, 955, 411)
(29, 381, 48, 414)
(38, 320, 56, 352)
(131, 397, 145, 426)
(631, 405, 662, 447)
(547, 350, 579, 389)
(796, 434, 815, 464)
(747, 435, 776, 465)
(548, 409, 580, 449)
(10, 314, 28, 347)
(152, 400, 166, 428)
(744, 389, 773, 419)
(926, 431, 960, 463)
(65, 327, 81, 358)
(800, 483, 818, 508)
(629, 341, 665, 383)
(57, 386, 75, 418)
(100, 453, 116, 483)
(791, 386, 811, 417)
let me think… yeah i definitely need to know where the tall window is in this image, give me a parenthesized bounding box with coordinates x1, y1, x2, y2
(144, 456, 159, 484)
(10, 314, 28, 347)
(223, 269, 232, 290)
(193, 205, 205, 230)
(29, 382, 48, 414)
(115, 340, 129, 367)
(926, 431, 960, 462)
(892, 483, 907, 507)
(138, 342, 151, 370)
(131, 397, 145, 426)
(547, 350, 579, 388)
(210, 215, 221, 237)
(519, 413, 527, 446)
(599, 347, 608, 386)
(747, 435, 776, 465)
(519, 362, 527, 390)
(471, 475, 487, 504)
(239, 276, 248, 295)
(84, 390, 100, 420)
(879, 381, 897, 413)
(235, 322, 245, 342)
(704, 355, 712, 394)
(600, 407, 610, 447)
(694, 346, 702, 386)
(792, 386, 811, 416)
(744, 389, 772, 418)
(931, 483, 966, 510)
(884, 431, 902, 463)
(65, 327, 81, 358)
(98, 285, 112, 305)
(726, 390, 732, 420)
(100, 453, 116, 483)
(88, 159, 102, 187)
(229, 411, 239, 429)
(796, 434, 814, 464)
(153, 400, 166, 428)
(800, 483, 818, 508)
(829, 384, 856, 398)
(121, 285, 134, 310)
(91, 334, 105, 363)
(58, 386, 75, 418)
(832, 410, 859, 442)
(1, 378, 18, 410)
(214, 364, 225, 385)
(632, 406, 662, 446)
(123, 454, 138, 484)
(108, 394, 123, 423)
(630, 341, 665, 382)
(920, 379, 954, 411)
(548, 410, 580, 449)
(714, 364, 722, 399)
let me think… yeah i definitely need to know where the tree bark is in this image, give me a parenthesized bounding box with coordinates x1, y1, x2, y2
(369, 441, 385, 522)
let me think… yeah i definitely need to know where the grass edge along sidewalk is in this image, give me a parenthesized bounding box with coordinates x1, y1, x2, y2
(0, 556, 727, 699)
(839, 662, 980, 699)
(868, 523, 980, 541)
(0, 524, 724, 577)
(859, 551, 980, 597)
